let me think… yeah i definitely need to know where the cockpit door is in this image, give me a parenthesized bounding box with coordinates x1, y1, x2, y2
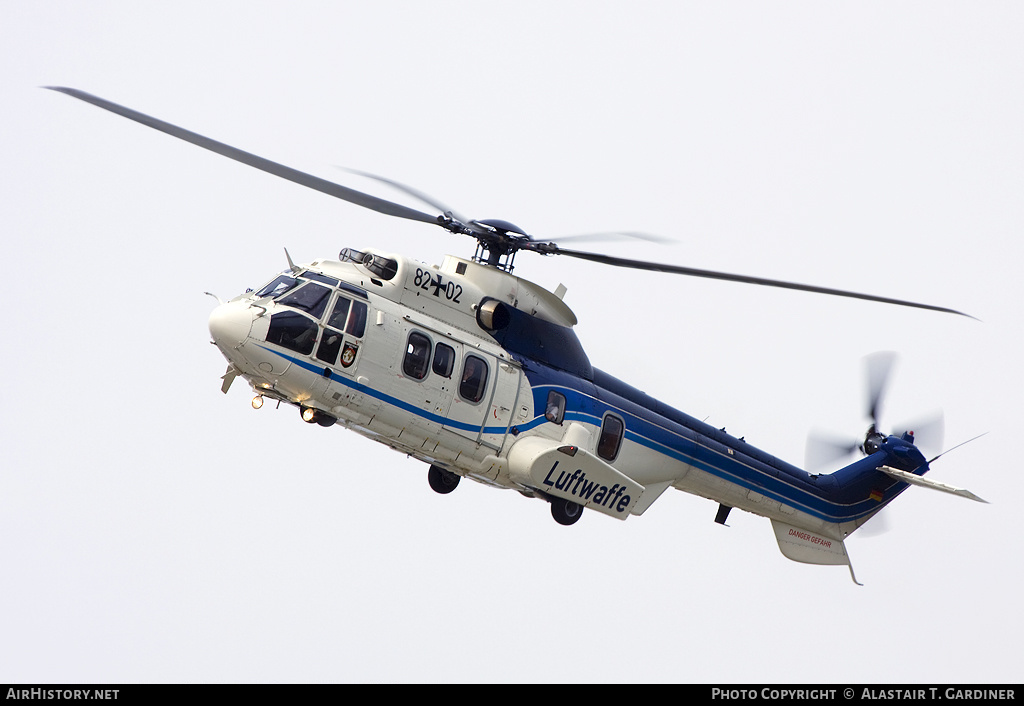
(307, 295, 371, 402)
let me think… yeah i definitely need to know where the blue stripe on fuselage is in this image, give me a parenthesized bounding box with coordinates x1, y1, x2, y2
(254, 344, 511, 435)
(256, 342, 892, 524)
(517, 362, 893, 524)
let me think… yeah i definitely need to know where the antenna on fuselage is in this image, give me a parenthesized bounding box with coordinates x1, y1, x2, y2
(284, 247, 300, 274)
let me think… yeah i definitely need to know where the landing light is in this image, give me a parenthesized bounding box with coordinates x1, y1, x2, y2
(252, 395, 264, 409)
(301, 407, 317, 423)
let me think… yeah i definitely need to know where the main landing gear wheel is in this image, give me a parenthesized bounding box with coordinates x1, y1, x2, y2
(428, 465, 460, 494)
(550, 498, 583, 526)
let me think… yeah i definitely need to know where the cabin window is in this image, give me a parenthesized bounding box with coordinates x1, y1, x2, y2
(256, 274, 298, 299)
(266, 311, 318, 356)
(279, 282, 332, 319)
(545, 391, 566, 424)
(432, 342, 455, 378)
(403, 331, 431, 380)
(459, 355, 489, 403)
(597, 414, 625, 461)
(327, 297, 350, 329)
(327, 296, 367, 337)
(316, 327, 344, 365)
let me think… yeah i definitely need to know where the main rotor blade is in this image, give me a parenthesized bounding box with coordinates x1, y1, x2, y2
(45, 87, 440, 226)
(543, 246, 973, 317)
(550, 231, 674, 245)
(336, 166, 466, 223)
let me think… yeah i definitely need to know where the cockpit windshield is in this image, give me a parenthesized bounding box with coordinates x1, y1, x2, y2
(256, 274, 299, 299)
(301, 271, 340, 288)
(278, 282, 332, 319)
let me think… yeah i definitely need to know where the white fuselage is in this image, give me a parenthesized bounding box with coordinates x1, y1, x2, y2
(208, 249, 871, 539)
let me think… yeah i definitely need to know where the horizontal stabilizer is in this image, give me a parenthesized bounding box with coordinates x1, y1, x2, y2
(878, 465, 988, 504)
(771, 520, 862, 585)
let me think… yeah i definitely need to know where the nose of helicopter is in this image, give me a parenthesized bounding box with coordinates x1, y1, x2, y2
(208, 300, 256, 351)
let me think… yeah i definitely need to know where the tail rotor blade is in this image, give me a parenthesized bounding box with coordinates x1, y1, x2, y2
(864, 351, 898, 426)
(897, 411, 945, 458)
(854, 508, 892, 539)
(805, 431, 861, 473)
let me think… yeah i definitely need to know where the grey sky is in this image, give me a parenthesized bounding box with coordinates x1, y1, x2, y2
(2, 2, 1021, 683)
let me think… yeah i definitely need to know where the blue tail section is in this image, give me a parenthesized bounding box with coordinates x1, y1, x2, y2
(818, 432, 931, 518)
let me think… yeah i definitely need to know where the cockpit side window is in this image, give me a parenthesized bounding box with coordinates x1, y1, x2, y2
(267, 311, 318, 356)
(327, 296, 368, 337)
(278, 282, 332, 319)
(256, 274, 298, 299)
(327, 297, 351, 329)
(316, 328, 344, 365)
(347, 301, 367, 338)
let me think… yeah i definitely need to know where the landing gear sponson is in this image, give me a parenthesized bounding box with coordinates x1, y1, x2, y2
(428, 464, 583, 526)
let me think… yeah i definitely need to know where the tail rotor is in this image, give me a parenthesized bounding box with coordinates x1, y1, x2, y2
(805, 352, 943, 472)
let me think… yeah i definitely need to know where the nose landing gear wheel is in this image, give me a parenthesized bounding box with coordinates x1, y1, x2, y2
(428, 465, 460, 494)
(550, 498, 583, 525)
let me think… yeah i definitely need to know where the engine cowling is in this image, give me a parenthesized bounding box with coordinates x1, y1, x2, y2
(476, 297, 511, 332)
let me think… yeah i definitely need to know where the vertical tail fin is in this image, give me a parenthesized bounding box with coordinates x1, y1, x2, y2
(771, 519, 862, 585)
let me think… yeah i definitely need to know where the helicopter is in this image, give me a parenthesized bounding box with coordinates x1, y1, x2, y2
(47, 86, 986, 584)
